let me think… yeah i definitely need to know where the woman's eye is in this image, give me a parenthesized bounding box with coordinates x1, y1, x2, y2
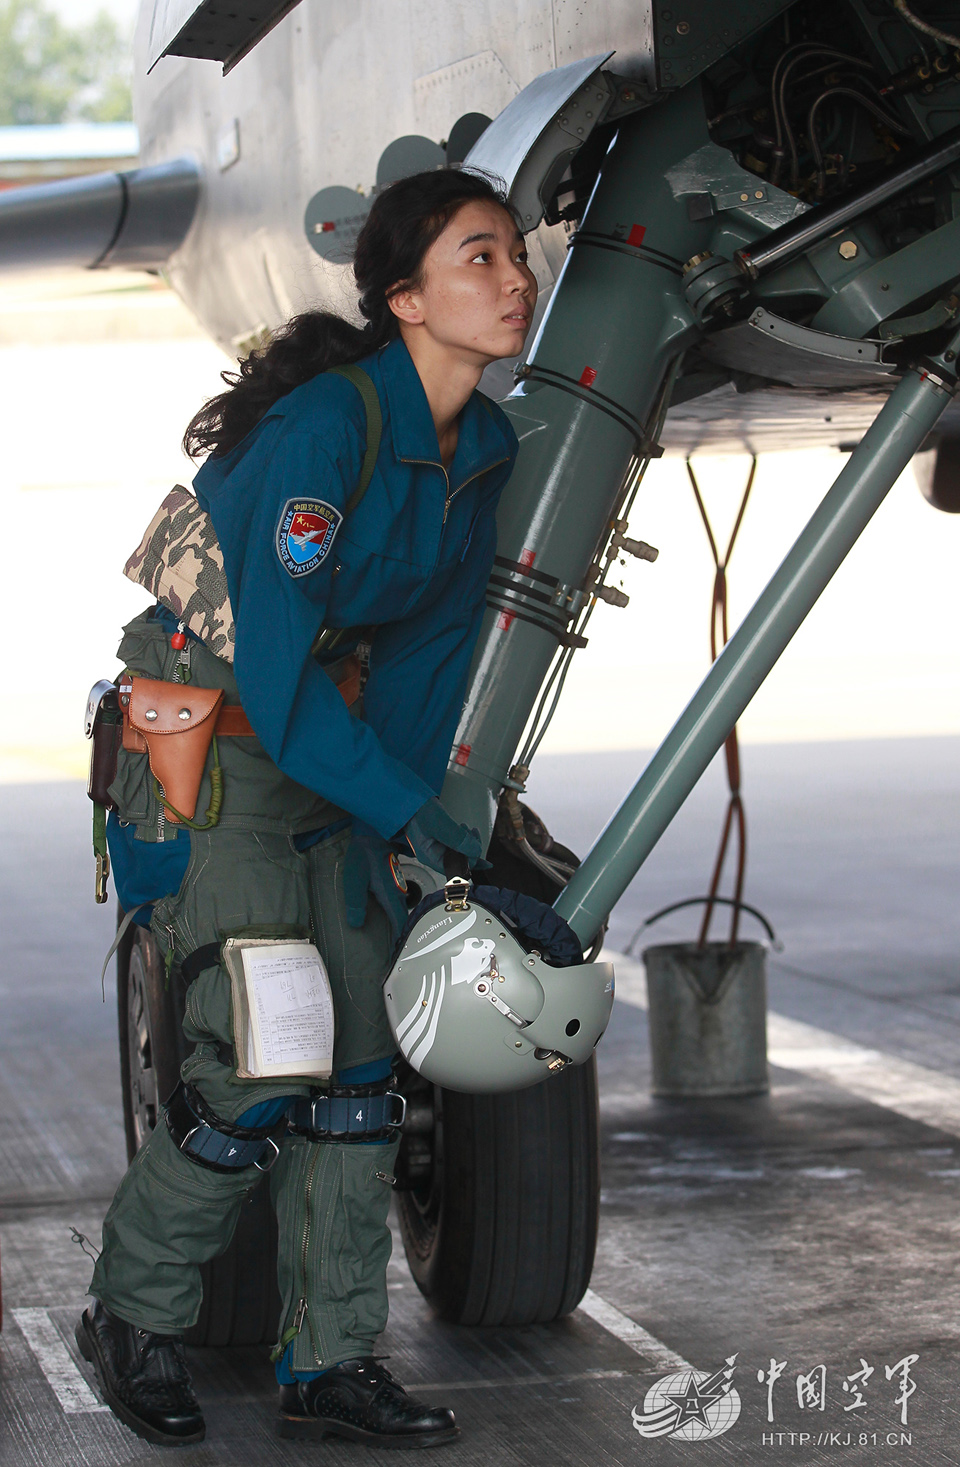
(471, 251, 493, 264)
(516, 251, 529, 264)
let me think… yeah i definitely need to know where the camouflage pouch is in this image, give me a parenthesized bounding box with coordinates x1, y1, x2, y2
(124, 486, 235, 662)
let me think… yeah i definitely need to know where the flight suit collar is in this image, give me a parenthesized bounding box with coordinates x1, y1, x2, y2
(374, 336, 514, 489)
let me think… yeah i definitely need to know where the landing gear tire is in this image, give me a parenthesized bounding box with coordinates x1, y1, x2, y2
(393, 811, 602, 1326)
(394, 1055, 600, 1326)
(116, 915, 281, 1347)
(117, 918, 181, 1160)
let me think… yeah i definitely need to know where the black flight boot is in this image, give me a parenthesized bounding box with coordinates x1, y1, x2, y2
(76, 1299, 205, 1445)
(277, 1355, 459, 1449)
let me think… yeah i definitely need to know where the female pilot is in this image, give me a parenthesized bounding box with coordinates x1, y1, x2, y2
(77, 167, 536, 1449)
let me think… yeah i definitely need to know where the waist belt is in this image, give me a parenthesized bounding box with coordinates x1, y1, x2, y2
(287, 1080, 406, 1142)
(122, 652, 362, 749)
(118, 654, 362, 825)
(165, 1081, 286, 1172)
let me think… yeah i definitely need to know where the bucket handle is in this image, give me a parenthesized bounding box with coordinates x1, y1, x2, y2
(625, 897, 781, 956)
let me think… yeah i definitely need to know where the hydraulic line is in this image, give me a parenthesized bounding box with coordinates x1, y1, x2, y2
(514, 356, 682, 773)
(807, 86, 914, 197)
(686, 457, 757, 947)
(893, 0, 960, 51)
(737, 120, 960, 277)
(556, 363, 956, 945)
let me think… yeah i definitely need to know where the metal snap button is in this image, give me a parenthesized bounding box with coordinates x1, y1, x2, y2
(144, 708, 158, 721)
(178, 708, 191, 721)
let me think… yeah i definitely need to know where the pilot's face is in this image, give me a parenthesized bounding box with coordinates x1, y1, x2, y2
(394, 199, 538, 365)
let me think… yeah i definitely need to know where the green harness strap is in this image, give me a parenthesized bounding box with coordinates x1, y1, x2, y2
(327, 363, 383, 515)
(93, 799, 109, 904)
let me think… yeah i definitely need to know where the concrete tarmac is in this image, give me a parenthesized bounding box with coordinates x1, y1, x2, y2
(1, 737, 959, 1463)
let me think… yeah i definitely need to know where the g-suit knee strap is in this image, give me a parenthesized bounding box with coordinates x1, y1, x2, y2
(286, 1079, 406, 1142)
(165, 1081, 286, 1173)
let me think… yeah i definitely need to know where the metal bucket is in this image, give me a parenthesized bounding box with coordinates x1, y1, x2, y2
(642, 940, 769, 1098)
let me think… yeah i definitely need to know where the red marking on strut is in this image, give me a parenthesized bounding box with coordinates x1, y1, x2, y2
(519, 547, 536, 568)
(497, 610, 515, 632)
(579, 366, 598, 388)
(627, 224, 646, 248)
(455, 743, 472, 767)
(321, 221, 336, 232)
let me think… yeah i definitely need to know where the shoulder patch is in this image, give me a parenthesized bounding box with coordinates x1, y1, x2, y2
(276, 498, 342, 577)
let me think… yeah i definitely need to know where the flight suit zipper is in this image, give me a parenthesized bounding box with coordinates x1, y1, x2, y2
(400, 457, 509, 525)
(298, 1143, 322, 1363)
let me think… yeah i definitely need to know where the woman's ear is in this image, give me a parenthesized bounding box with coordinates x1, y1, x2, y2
(387, 286, 425, 326)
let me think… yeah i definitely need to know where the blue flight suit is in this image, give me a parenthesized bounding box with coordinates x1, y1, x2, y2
(196, 335, 517, 837)
(91, 336, 518, 1372)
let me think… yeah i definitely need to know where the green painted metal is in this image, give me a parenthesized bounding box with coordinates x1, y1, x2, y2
(440, 87, 716, 840)
(555, 364, 956, 945)
(652, 0, 793, 92)
(812, 214, 960, 338)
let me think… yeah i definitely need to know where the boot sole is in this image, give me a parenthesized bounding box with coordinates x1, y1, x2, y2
(277, 1414, 460, 1449)
(75, 1315, 206, 1447)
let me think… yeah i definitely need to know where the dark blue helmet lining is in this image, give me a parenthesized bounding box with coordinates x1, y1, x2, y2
(393, 885, 583, 969)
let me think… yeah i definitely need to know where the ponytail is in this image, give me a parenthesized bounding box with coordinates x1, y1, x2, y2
(183, 311, 383, 460)
(183, 168, 513, 460)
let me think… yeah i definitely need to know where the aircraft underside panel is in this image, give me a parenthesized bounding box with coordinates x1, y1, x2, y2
(661, 383, 960, 458)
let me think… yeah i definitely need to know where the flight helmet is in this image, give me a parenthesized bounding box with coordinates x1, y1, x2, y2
(383, 878, 615, 1093)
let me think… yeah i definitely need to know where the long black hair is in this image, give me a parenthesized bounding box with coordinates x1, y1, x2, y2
(184, 168, 515, 459)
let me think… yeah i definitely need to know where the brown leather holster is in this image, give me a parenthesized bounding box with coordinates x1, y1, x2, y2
(118, 652, 362, 824)
(121, 677, 225, 823)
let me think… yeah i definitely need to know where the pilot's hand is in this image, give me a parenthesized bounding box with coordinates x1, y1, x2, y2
(342, 822, 409, 943)
(401, 796, 485, 875)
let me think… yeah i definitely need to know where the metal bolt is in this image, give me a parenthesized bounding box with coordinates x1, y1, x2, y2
(755, 190, 764, 199)
(145, 708, 158, 722)
(515, 1041, 523, 1048)
(740, 192, 749, 202)
(676, 20, 690, 33)
(838, 239, 858, 259)
(178, 708, 191, 721)
(945, 349, 956, 361)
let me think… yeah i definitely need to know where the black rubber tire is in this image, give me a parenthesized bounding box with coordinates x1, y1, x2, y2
(117, 918, 182, 1161)
(185, 1184, 281, 1348)
(116, 917, 281, 1347)
(394, 816, 602, 1327)
(395, 1057, 600, 1326)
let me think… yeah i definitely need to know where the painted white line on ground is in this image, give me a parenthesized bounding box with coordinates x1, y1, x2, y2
(603, 949, 960, 1139)
(12, 1308, 108, 1414)
(577, 1289, 692, 1372)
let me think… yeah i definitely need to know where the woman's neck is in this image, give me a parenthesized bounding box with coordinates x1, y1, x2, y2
(400, 326, 485, 469)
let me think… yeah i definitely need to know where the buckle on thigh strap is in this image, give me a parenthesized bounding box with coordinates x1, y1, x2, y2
(165, 1081, 285, 1172)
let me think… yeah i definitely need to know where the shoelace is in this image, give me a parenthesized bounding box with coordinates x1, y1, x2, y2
(134, 1329, 194, 1390)
(353, 1355, 401, 1393)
